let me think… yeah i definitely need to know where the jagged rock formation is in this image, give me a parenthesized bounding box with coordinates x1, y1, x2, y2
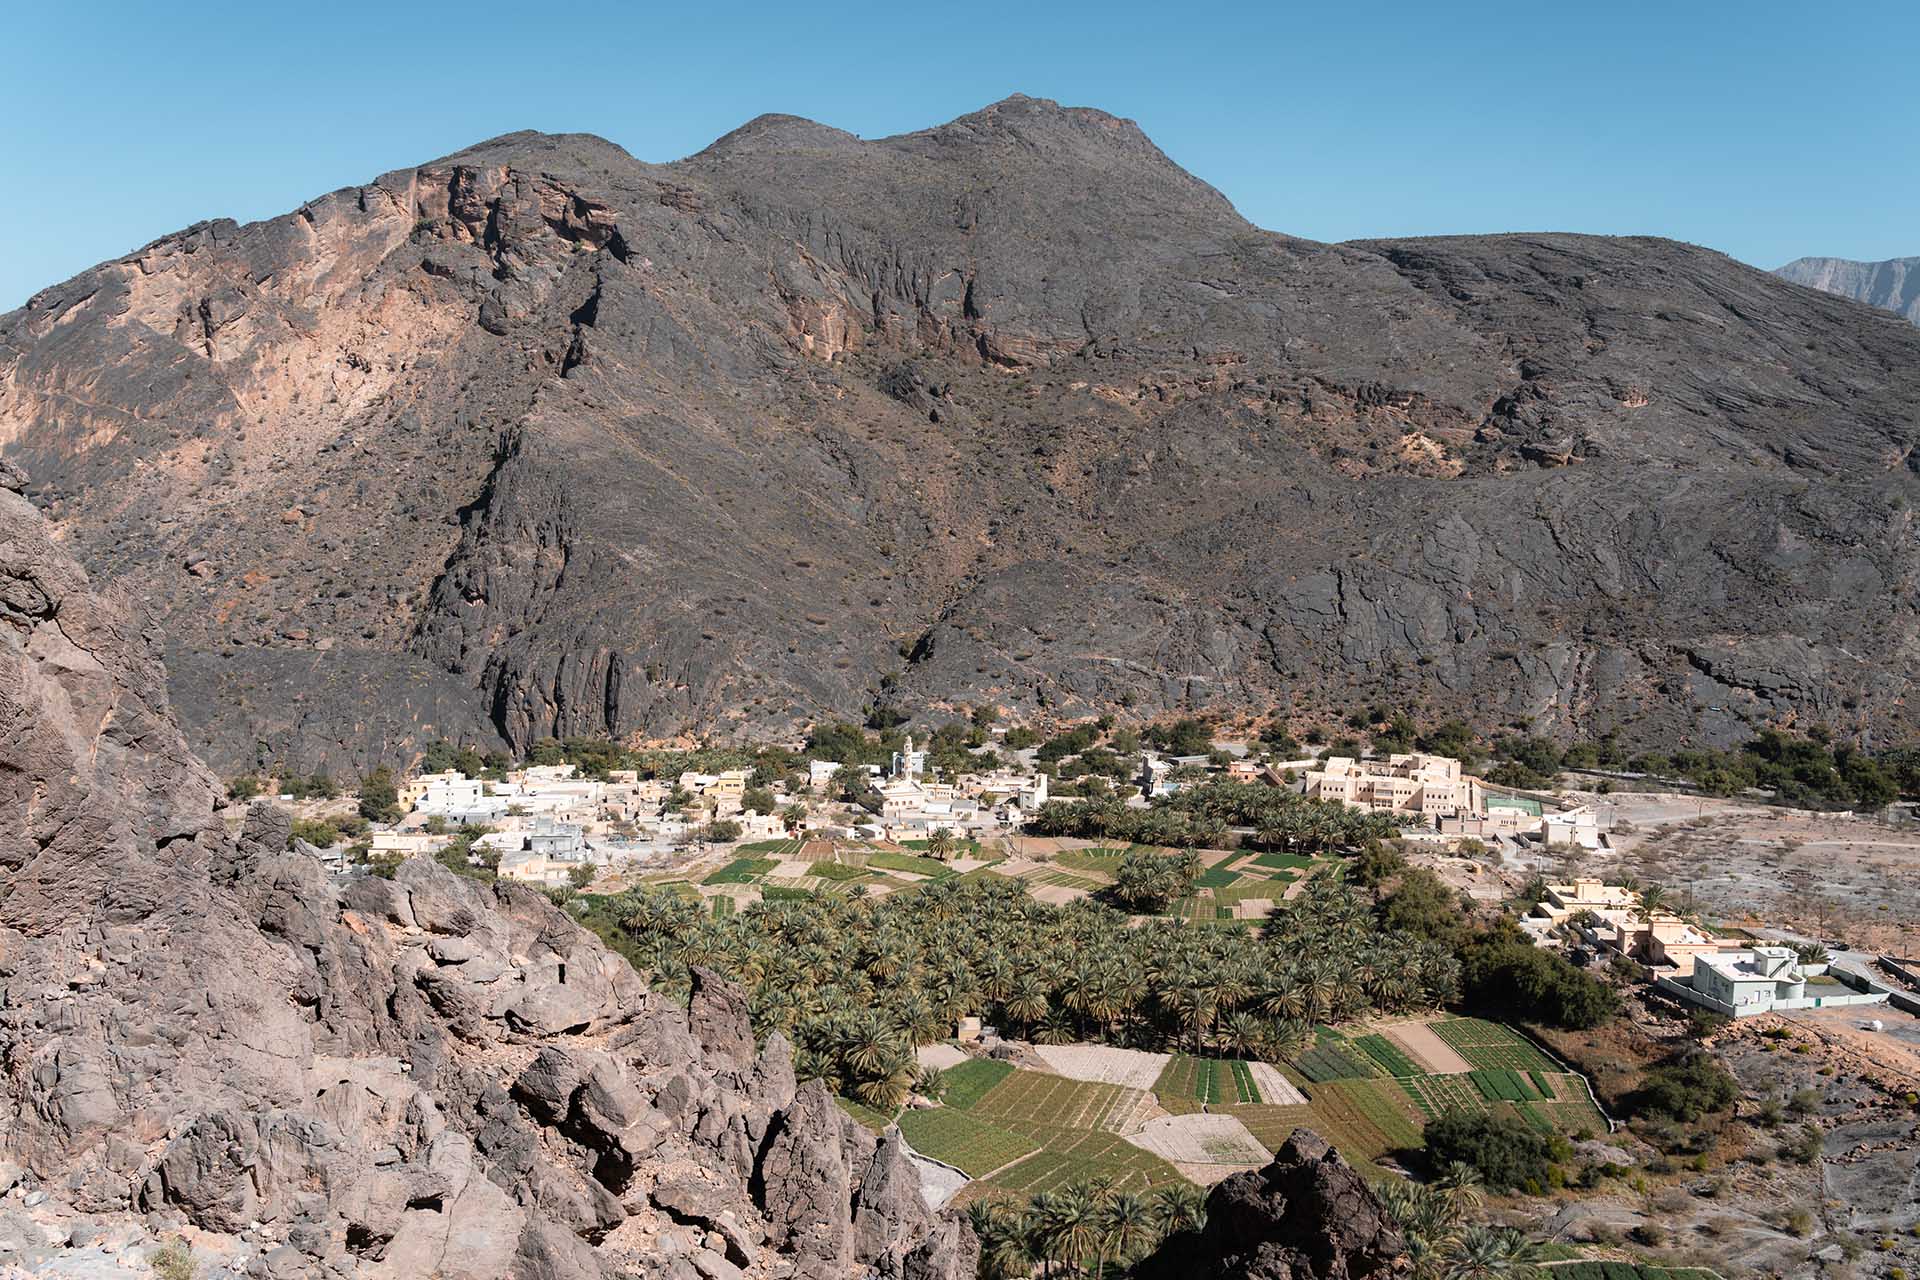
(0, 464, 975, 1275)
(1140, 1129, 1409, 1279)
(1776, 255, 1920, 325)
(5, 95, 1920, 772)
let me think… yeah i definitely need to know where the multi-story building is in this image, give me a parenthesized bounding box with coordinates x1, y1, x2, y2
(1304, 754, 1481, 819)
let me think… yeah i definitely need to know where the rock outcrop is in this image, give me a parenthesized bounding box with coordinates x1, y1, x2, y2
(6, 96, 1920, 772)
(1776, 255, 1920, 325)
(1141, 1129, 1409, 1279)
(0, 467, 973, 1274)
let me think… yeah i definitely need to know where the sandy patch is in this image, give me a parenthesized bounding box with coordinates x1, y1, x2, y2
(946, 857, 991, 872)
(1230, 897, 1274, 919)
(1124, 1113, 1268, 1166)
(770, 859, 815, 878)
(1032, 1044, 1170, 1090)
(906, 1150, 969, 1210)
(918, 1043, 972, 1071)
(1244, 1062, 1307, 1105)
(1382, 1020, 1472, 1075)
(1030, 884, 1090, 905)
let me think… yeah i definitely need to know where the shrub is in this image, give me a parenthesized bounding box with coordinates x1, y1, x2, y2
(227, 775, 262, 802)
(358, 767, 401, 822)
(1636, 1053, 1738, 1122)
(1461, 928, 1619, 1028)
(151, 1238, 195, 1280)
(1422, 1106, 1566, 1192)
(289, 817, 341, 848)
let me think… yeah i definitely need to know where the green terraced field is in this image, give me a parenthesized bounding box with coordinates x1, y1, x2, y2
(1217, 1103, 1315, 1152)
(897, 1108, 1039, 1177)
(970, 1069, 1145, 1133)
(1396, 1073, 1488, 1119)
(701, 857, 777, 885)
(863, 851, 956, 878)
(1354, 1034, 1420, 1077)
(940, 1059, 1015, 1110)
(976, 1126, 1183, 1198)
(1431, 1018, 1558, 1071)
(1470, 1068, 1546, 1102)
(1193, 864, 1241, 889)
(1291, 1039, 1378, 1082)
(1020, 869, 1105, 891)
(1320, 1080, 1424, 1154)
(708, 895, 735, 918)
(835, 1096, 897, 1131)
(806, 860, 871, 881)
(1250, 851, 1316, 871)
(1152, 1053, 1264, 1107)
(736, 838, 803, 855)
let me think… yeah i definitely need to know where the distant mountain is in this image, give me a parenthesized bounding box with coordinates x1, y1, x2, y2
(1775, 255, 1920, 325)
(5, 96, 1920, 773)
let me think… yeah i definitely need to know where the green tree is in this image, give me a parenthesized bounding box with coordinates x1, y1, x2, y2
(357, 767, 401, 822)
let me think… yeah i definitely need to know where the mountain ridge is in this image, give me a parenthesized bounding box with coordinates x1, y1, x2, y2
(1775, 254, 1920, 326)
(4, 97, 1918, 773)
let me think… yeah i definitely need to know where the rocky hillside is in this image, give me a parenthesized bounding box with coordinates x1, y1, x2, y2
(1776, 255, 1920, 325)
(6, 95, 1920, 772)
(0, 460, 975, 1276)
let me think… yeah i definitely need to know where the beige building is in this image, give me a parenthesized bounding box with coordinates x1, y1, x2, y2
(1304, 754, 1481, 819)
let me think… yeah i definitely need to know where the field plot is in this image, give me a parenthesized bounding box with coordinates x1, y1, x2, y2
(975, 1126, 1184, 1199)
(863, 851, 957, 879)
(1031, 1044, 1169, 1090)
(1250, 851, 1316, 872)
(736, 838, 803, 856)
(1124, 1113, 1268, 1166)
(1050, 848, 1128, 874)
(1245, 1062, 1307, 1105)
(1018, 869, 1105, 891)
(1310, 1080, 1423, 1160)
(1397, 1073, 1488, 1119)
(1534, 1074, 1610, 1135)
(941, 1059, 1015, 1110)
(1378, 1020, 1472, 1074)
(1354, 1034, 1420, 1077)
(835, 1096, 897, 1131)
(702, 857, 776, 885)
(898, 1108, 1038, 1177)
(1193, 864, 1241, 889)
(1469, 1068, 1547, 1102)
(1291, 1033, 1379, 1082)
(1216, 1103, 1316, 1152)
(970, 1069, 1148, 1134)
(1432, 1017, 1558, 1071)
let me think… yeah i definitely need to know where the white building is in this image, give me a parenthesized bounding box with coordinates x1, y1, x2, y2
(1659, 946, 1890, 1018)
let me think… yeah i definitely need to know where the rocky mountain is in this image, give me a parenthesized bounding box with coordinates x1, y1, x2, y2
(5, 95, 1920, 773)
(1776, 255, 1920, 325)
(0, 459, 977, 1276)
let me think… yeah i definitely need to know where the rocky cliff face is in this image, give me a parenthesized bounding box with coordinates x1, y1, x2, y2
(1776, 255, 1920, 325)
(0, 463, 975, 1275)
(1140, 1129, 1409, 1279)
(6, 96, 1920, 772)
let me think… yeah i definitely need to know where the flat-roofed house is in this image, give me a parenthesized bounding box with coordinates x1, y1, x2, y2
(1304, 754, 1481, 819)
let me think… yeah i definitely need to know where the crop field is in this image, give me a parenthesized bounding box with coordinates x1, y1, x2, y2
(1019, 869, 1105, 891)
(1210, 882, 1291, 906)
(1152, 1053, 1266, 1109)
(1353, 1034, 1420, 1077)
(898, 836, 982, 853)
(835, 1096, 897, 1131)
(1291, 1038, 1379, 1082)
(708, 895, 735, 918)
(1397, 1073, 1488, 1119)
(1250, 851, 1316, 872)
(1216, 1103, 1316, 1152)
(1051, 848, 1129, 873)
(804, 860, 871, 881)
(1431, 1018, 1558, 1071)
(1319, 1080, 1424, 1155)
(975, 1126, 1184, 1198)
(1193, 864, 1241, 889)
(1297, 1086, 1397, 1162)
(1469, 1068, 1548, 1102)
(736, 838, 803, 855)
(701, 857, 777, 885)
(897, 1107, 1039, 1176)
(941, 1059, 1015, 1110)
(863, 851, 956, 878)
(968, 1069, 1148, 1134)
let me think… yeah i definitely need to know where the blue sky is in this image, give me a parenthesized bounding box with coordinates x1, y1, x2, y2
(4, 0, 1915, 310)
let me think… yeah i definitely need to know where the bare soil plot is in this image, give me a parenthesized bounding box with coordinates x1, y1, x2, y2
(1227, 896, 1274, 920)
(1032, 1045, 1170, 1090)
(1123, 1113, 1268, 1167)
(1244, 1062, 1307, 1105)
(1379, 1020, 1472, 1075)
(1029, 883, 1091, 905)
(918, 1043, 972, 1071)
